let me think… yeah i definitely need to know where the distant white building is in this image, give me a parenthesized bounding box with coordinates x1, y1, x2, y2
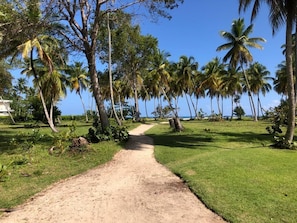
(0, 99, 14, 116)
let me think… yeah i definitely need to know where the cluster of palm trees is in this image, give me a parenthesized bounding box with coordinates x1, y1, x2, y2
(97, 18, 271, 124)
(2, 0, 296, 143)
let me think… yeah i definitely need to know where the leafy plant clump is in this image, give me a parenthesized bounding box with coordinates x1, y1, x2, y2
(86, 116, 129, 143)
(87, 125, 129, 143)
(265, 100, 297, 149)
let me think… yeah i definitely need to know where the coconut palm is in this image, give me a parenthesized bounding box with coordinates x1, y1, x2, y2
(221, 66, 243, 119)
(147, 50, 171, 117)
(176, 55, 199, 119)
(247, 62, 272, 117)
(17, 35, 60, 132)
(201, 57, 226, 116)
(65, 62, 90, 122)
(217, 18, 266, 121)
(274, 61, 289, 98)
(238, 0, 297, 144)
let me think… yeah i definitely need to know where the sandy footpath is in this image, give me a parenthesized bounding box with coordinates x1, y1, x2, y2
(0, 124, 226, 223)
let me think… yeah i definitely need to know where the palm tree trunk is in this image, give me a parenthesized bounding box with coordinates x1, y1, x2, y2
(231, 95, 234, 120)
(145, 100, 148, 118)
(184, 92, 192, 119)
(216, 95, 222, 116)
(78, 92, 89, 122)
(133, 76, 140, 122)
(241, 64, 257, 121)
(285, 15, 295, 143)
(295, 23, 297, 103)
(119, 95, 125, 120)
(189, 94, 198, 119)
(107, 12, 121, 126)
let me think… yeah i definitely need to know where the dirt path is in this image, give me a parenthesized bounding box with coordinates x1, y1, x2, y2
(0, 124, 226, 223)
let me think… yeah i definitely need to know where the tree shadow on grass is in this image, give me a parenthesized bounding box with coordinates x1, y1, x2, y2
(146, 129, 272, 150)
(145, 133, 213, 150)
(215, 131, 272, 144)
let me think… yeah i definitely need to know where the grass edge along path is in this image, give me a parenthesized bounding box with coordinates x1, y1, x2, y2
(147, 120, 297, 223)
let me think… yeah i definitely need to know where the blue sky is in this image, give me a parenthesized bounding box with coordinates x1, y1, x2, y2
(57, 0, 286, 117)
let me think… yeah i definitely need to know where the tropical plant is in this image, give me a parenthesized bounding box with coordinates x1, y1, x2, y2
(147, 49, 172, 118)
(175, 55, 199, 119)
(220, 66, 243, 119)
(274, 61, 289, 97)
(65, 62, 90, 122)
(238, 0, 297, 144)
(217, 18, 266, 121)
(201, 57, 226, 117)
(247, 62, 272, 117)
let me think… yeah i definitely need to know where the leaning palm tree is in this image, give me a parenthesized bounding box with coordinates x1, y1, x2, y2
(238, 0, 297, 144)
(217, 18, 266, 121)
(17, 35, 59, 132)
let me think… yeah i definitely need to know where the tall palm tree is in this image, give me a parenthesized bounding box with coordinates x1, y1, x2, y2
(247, 62, 272, 117)
(221, 66, 243, 119)
(176, 55, 199, 119)
(65, 62, 90, 122)
(147, 50, 171, 117)
(201, 57, 226, 116)
(238, 0, 297, 144)
(217, 18, 266, 121)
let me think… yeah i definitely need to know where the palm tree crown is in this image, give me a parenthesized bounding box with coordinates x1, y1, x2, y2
(217, 18, 266, 69)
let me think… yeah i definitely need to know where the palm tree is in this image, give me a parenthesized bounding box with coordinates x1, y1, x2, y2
(17, 35, 59, 132)
(247, 62, 272, 117)
(221, 66, 243, 119)
(176, 55, 199, 119)
(65, 62, 90, 122)
(238, 0, 297, 144)
(147, 50, 171, 117)
(201, 57, 226, 116)
(274, 61, 289, 98)
(217, 18, 266, 121)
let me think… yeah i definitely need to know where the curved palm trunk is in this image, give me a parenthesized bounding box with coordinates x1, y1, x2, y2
(189, 94, 198, 119)
(184, 92, 192, 119)
(285, 16, 295, 143)
(30, 50, 58, 133)
(133, 73, 141, 122)
(295, 23, 297, 103)
(78, 92, 89, 122)
(241, 64, 257, 121)
(107, 13, 121, 126)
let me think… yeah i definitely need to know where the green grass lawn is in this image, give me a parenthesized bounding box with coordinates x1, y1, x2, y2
(147, 120, 297, 223)
(0, 120, 139, 209)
